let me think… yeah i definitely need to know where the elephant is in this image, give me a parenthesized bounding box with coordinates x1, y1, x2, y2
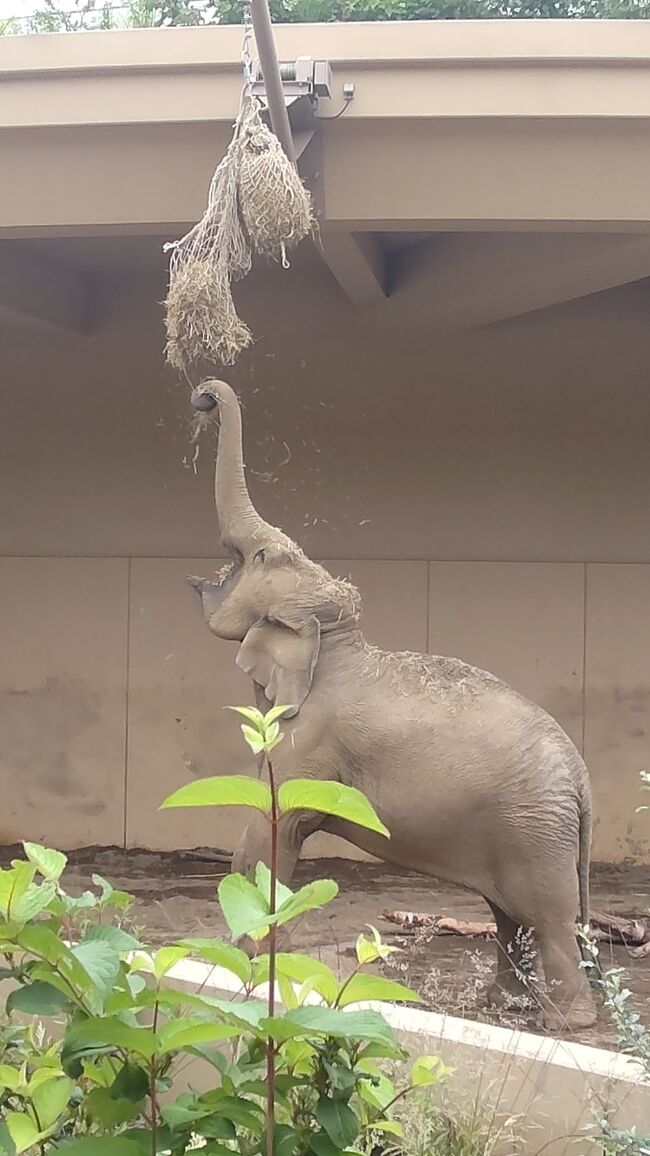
(187, 378, 596, 1032)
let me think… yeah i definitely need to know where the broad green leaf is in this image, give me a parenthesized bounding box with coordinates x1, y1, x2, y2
(308, 1132, 342, 1156)
(71, 941, 120, 997)
(193, 996, 268, 1034)
(0, 1065, 21, 1091)
(153, 946, 189, 980)
(85, 1088, 141, 1126)
(272, 1124, 300, 1156)
(6, 980, 70, 1016)
(17, 926, 93, 995)
(226, 705, 265, 727)
(316, 1098, 359, 1149)
(62, 1017, 157, 1067)
(355, 926, 398, 965)
(337, 973, 421, 1007)
(0, 862, 35, 918)
(411, 1054, 451, 1087)
(276, 879, 338, 927)
(278, 971, 299, 1011)
(253, 953, 338, 1004)
(218, 873, 270, 940)
(92, 875, 133, 911)
(369, 1121, 403, 1138)
(241, 724, 266, 754)
(129, 951, 156, 975)
(110, 1062, 149, 1103)
(22, 844, 67, 882)
(31, 1076, 74, 1128)
(55, 1138, 145, 1156)
(255, 861, 294, 909)
(357, 1072, 395, 1111)
(82, 925, 141, 953)
(156, 1018, 239, 1055)
(0, 1121, 15, 1156)
(161, 1100, 215, 1130)
(262, 1006, 398, 1049)
(179, 938, 251, 985)
(161, 775, 272, 813)
(263, 705, 293, 726)
(5, 1115, 40, 1156)
(278, 780, 389, 837)
(13, 882, 57, 923)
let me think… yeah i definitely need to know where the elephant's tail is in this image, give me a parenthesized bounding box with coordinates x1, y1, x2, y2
(577, 780, 601, 985)
(577, 782, 591, 930)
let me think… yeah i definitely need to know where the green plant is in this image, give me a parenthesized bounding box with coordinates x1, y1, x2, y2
(389, 1086, 521, 1156)
(0, 705, 446, 1156)
(2, 0, 650, 36)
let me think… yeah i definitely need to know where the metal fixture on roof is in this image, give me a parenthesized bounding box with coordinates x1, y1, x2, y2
(251, 56, 334, 161)
(252, 58, 333, 103)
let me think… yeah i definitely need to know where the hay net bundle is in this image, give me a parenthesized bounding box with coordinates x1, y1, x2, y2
(164, 39, 313, 379)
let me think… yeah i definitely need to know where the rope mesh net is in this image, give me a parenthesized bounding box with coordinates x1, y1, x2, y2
(164, 87, 313, 378)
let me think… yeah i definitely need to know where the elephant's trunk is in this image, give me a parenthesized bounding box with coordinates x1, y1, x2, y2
(191, 380, 271, 554)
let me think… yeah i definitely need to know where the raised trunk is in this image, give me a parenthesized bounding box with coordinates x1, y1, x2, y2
(191, 380, 271, 553)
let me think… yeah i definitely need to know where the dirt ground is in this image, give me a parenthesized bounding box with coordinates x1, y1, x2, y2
(4, 847, 649, 1051)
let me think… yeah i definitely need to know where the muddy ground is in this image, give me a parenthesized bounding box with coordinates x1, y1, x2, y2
(4, 848, 649, 1051)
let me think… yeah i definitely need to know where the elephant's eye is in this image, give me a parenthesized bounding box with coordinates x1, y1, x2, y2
(253, 548, 266, 564)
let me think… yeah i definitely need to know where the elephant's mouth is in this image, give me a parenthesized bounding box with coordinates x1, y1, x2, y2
(214, 560, 236, 589)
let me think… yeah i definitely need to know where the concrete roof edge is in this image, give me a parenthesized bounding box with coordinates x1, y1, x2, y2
(4, 19, 650, 78)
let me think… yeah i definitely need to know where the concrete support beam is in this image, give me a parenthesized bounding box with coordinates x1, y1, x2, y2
(319, 232, 387, 305)
(392, 232, 650, 326)
(0, 244, 90, 333)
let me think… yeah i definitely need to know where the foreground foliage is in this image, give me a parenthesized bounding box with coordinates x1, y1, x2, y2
(0, 706, 446, 1156)
(1, 0, 649, 37)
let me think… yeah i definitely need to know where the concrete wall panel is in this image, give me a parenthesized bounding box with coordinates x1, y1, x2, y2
(584, 565, 650, 863)
(126, 557, 251, 852)
(0, 557, 128, 847)
(428, 562, 585, 749)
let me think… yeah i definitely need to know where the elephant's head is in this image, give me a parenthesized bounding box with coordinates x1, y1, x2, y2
(188, 380, 360, 718)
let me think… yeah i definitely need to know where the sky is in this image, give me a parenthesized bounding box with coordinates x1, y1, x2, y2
(1, 0, 40, 17)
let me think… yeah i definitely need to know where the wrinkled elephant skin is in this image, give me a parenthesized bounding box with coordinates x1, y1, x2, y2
(187, 380, 596, 1032)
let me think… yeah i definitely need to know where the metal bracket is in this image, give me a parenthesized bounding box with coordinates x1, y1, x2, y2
(253, 57, 332, 159)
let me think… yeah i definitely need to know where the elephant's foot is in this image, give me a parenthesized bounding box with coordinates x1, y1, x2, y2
(486, 977, 533, 1012)
(540, 992, 598, 1033)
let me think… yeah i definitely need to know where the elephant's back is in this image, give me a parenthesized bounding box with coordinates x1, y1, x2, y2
(359, 642, 586, 775)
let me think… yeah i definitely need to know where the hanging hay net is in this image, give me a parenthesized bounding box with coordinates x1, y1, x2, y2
(164, 64, 313, 379)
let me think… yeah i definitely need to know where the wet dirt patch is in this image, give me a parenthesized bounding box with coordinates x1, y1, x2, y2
(2, 847, 648, 1051)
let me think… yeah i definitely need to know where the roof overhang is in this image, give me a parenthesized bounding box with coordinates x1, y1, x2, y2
(2, 20, 650, 331)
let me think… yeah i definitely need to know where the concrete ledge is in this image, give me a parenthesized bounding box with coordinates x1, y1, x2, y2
(168, 959, 650, 1156)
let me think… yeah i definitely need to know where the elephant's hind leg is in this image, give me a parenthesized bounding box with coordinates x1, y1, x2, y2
(485, 901, 535, 1011)
(535, 915, 597, 1032)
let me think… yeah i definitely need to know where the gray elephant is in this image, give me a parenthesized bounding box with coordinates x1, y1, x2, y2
(188, 379, 596, 1032)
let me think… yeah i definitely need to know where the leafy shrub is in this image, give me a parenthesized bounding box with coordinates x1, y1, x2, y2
(0, 706, 446, 1156)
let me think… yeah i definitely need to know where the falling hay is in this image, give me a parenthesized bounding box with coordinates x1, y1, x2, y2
(164, 86, 313, 379)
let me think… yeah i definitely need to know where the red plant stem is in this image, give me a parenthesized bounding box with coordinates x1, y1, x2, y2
(266, 754, 279, 1156)
(149, 1058, 158, 1156)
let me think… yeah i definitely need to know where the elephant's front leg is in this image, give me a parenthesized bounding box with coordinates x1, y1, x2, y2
(232, 810, 316, 884)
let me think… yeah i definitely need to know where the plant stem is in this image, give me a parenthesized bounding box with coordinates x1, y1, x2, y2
(149, 1058, 158, 1156)
(266, 752, 279, 1156)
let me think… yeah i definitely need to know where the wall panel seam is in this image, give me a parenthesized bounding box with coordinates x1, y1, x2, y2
(122, 556, 132, 850)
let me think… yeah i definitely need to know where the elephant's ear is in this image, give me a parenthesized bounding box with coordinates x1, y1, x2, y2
(236, 616, 320, 719)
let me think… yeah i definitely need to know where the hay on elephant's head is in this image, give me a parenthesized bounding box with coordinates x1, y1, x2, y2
(238, 112, 313, 261)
